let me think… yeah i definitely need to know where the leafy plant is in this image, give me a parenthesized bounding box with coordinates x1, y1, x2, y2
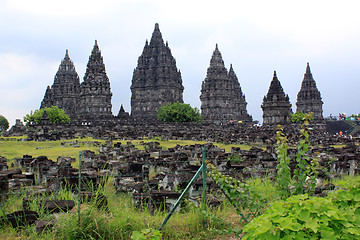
(276, 112, 319, 197)
(275, 125, 291, 198)
(293, 113, 319, 194)
(228, 153, 244, 163)
(156, 102, 201, 123)
(291, 111, 314, 123)
(242, 194, 360, 239)
(24, 106, 71, 125)
(207, 163, 268, 220)
(131, 228, 162, 240)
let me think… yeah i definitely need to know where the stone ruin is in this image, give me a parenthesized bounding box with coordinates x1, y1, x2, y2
(1, 137, 359, 230)
(130, 23, 184, 120)
(200, 44, 252, 123)
(35, 23, 324, 129)
(40, 50, 80, 119)
(4, 119, 26, 137)
(296, 63, 324, 122)
(41, 40, 113, 122)
(261, 71, 293, 127)
(78, 40, 113, 120)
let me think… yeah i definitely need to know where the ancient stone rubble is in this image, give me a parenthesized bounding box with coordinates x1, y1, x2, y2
(296, 62, 324, 121)
(130, 23, 184, 119)
(5, 119, 26, 137)
(200, 44, 252, 123)
(0, 137, 359, 230)
(261, 71, 293, 127)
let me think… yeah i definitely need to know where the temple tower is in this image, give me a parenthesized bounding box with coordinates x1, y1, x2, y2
(79, 40, 113, 119)
(200, 45, 252, 123)
(130, 23, 184, 119)
(40, 50, 80, 118)
(261, 71, 292, 126)
(296, 63, 323, 121)
(228, 64, 252, 122)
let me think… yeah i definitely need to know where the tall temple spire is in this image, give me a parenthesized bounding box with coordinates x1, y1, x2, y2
(261, 71, 292, 126)
(130, 23, 184, 119)
(210, 43, 225, 68)
(40, 49, 80, 118)
(150, 23, 164, 47)
(296, 63, 323, 121)
(266, 70, 288, 101)
(200, 45, 252, 123)
(79, 41, 113, 119)
(65, 49, 70, 60)
(306, 62, 311, 74)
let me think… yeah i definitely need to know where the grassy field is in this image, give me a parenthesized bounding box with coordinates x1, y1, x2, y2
(0, 136, 259, 239)
(0, 136, 253, 163)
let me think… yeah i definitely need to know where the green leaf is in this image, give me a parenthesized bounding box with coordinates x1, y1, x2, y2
(320, 229, 337, 240)
(253, 219, 273, 235)
(305, 217, 319, 233)
(346, 227, 360, 235)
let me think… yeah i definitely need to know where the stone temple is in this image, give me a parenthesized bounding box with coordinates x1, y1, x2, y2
(296, 63, 323, 121)
(78, 40, 113, 120)
(40, 41, 113, 121)
(200, 44, 252, 123)
(130, 23, 184, 119)
(38, 23, 325, 128)
(40, 50, 80, 118)
(261, 71, 292, 126)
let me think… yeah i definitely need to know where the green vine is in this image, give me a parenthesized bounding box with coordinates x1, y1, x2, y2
(276, 113, 319, 197)
(207, 163, 268, 220)
(275, 125, 291, 198)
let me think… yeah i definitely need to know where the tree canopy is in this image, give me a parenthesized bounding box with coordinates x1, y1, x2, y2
(157, 102, 201, 123)
(24, 106, 71, 125)
(0, 115, 9, 132)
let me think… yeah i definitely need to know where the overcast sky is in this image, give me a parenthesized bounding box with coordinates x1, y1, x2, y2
(1, 0, 359, 126)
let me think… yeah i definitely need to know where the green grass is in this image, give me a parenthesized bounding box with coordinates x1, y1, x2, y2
(330, 174, 360, 189)
(0, 176, 238, 240)
(0, 137, 102, 162)
(0, 137, 255, 164)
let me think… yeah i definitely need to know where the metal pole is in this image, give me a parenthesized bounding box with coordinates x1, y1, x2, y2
(158, 165, 203, 231)
(220, 188, 249, 224)
(202, 147, 207, 227)
(78, 151, 82, 228)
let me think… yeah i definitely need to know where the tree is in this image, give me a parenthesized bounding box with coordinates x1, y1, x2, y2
(291, 111, 314, 123)
(0, 115, 9, 132)
(157, 102, 201, 123)
(24, 106, 71, 125)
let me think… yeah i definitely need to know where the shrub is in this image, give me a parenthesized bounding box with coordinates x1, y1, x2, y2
(24, 106, 70, 125)
(291, 111, 314, 123)
(156, 102, 201, 123)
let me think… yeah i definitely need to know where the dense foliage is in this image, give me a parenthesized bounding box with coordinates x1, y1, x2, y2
(242, 192, 360, 239)
(0, 115, 9, 132)
(156, 102, 201, 123)
(291, 111, 314, 123)
(24, 106, 71, 125)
